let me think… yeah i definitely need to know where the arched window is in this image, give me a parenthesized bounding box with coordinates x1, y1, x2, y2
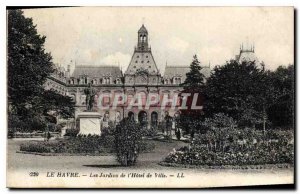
(127, 94, 133, 105)
(178, 78, 181, 84)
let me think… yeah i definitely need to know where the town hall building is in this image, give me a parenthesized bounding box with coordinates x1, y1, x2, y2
(46, 25, 261, 129)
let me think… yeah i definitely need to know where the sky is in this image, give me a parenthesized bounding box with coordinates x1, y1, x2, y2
(23, 7, 294, 74)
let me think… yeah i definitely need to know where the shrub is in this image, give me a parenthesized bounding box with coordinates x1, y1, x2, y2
(20, 141, 53, 153)
(20, 135, 114, 154)
(115, 117, 142, 166)
(101, 123, 116, 137)
(141, 126, 158, 137)
(64, 128, 79, 137)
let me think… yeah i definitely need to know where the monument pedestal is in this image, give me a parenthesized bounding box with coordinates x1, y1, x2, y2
(77, 112, 102, 136)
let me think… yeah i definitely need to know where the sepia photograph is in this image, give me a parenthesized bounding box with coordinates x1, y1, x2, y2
(6, 6, 294, 188)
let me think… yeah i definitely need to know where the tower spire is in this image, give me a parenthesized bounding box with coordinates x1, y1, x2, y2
(137, 24, 149, 51)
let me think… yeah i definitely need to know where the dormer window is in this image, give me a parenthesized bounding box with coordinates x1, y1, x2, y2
(103, 77, 110, 84)
(174, 77, 181, 84)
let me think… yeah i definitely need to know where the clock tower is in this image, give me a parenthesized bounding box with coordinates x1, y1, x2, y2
(125, 25, 161, 85)
(137, 24, 149, 51)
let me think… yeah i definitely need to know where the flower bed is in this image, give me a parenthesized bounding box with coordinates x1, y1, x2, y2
(164, 114, 294, 167)
(20, 135, 155, 155)
(164, 143, 294, 166)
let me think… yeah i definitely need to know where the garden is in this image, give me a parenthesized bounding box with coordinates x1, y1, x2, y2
(19, 132, 156, 156)
(163, 114, 294, 167)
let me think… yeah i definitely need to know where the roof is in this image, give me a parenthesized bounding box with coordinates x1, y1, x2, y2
(125, 51, 159, 75)
(164, 66, 190, 81)
(71, 65, 122, 78)
(236, 50, 259, 64)
(164, 65, 211, 80)
(138, 24, 148, 33)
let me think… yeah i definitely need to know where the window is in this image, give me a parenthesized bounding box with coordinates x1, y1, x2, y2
(148, 66, 151, 68)
(103, 95, 110, 106)
(127, 95, 133, 105)
(141, 61, 144, 63)
(104, 78, 110, 84)
(147, 60, 150, 63)
(135, 61, 138, 63)
(137, 55, 139, 58)
(133, 66, 136, 68)
(146, 55, 148, 58)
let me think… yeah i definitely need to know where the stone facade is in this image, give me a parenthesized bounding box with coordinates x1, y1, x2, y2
(44, 25, 211, 128)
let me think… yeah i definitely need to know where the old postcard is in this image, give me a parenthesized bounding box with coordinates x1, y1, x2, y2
(6, 7, 294, 188)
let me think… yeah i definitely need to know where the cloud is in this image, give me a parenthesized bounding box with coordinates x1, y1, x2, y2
(100, 52, 131, 72)
(166, 36, 189, 54)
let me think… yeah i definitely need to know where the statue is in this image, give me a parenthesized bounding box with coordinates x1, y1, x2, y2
(83, 83, 96, 111)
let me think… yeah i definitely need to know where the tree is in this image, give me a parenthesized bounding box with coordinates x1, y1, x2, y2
(181, 55, 205, 90)
(204, 60, 269, 128)
(179, 55, 206, 134)
(8, 9, 54, 114)
(115, 117, 142, 166)
(267, 65, 294, 128)
(32, 90, 75, 119)
(7, 10, 75, 132)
